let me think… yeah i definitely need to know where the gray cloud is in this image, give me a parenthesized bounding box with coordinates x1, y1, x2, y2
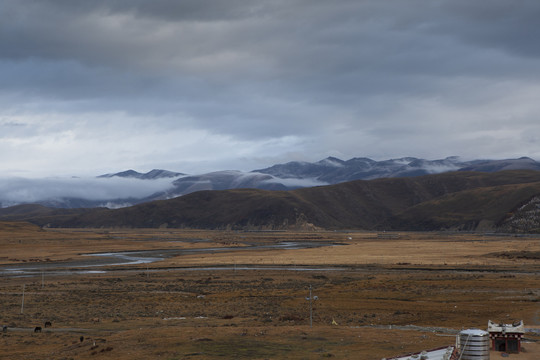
(0, 0, 539, 177)
(0, 176, 176, 206)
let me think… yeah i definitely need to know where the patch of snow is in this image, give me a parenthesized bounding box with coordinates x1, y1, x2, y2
(318, 158, 344, 167)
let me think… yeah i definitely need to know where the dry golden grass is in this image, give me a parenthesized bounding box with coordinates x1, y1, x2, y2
(167, 232, 540, 269)
(0, 224, 241, 264)
(0, 223, 539, 359)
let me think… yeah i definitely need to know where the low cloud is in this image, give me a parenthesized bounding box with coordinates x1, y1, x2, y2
(261, 176, 329, 188)
(0, 176, 177, 206)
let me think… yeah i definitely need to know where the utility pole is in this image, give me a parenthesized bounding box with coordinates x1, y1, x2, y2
(309, 285, 313, 327)
(306, 285, 318, 327)
(20, 284, 25, 314)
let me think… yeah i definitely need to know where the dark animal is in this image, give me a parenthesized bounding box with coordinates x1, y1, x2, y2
(80, 336, 84, 343)
(44, 321, 52, 328)
(34, 326, 42, 333)
(2, 325, 7, 333)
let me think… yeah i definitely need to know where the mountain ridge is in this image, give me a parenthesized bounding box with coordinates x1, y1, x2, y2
(2, 170, 540, 233)
(2, 156, 540, 209)
(98, 169, 185, 180)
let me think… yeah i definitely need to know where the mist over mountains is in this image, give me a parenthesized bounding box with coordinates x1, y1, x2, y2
(0, 176, 176, 209)
(3, 170, 540, 233)
(1, 156, 539, 209)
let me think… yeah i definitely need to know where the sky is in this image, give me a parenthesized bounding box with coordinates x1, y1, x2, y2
(1, 0, 540, 178)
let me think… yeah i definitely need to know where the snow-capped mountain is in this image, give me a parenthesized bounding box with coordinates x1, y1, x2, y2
(1, 156, 540, 209)
(254, 156, 465, 182)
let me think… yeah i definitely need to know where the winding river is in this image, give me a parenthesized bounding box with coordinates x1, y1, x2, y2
(0, 241, 340, 278)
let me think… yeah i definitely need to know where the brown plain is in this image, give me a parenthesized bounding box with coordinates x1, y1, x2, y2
(0, 222, 539, 359)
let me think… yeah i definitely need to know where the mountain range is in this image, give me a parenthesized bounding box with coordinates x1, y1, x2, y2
(1, 156, 540, 211)
(98, 169, 185, 180)
(2, 169, 540, 233)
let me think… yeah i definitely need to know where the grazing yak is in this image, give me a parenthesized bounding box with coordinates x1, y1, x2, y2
(34, 326, 42, 333)
(44, 321, 52, 328)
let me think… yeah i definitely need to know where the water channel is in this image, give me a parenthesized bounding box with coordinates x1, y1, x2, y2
(0, 241, 342, 278)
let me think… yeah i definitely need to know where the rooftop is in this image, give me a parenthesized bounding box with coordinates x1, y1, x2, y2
(385, 346, 456, 360)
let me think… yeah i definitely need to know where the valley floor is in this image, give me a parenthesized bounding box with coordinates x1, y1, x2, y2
(0, 226, 539, 359)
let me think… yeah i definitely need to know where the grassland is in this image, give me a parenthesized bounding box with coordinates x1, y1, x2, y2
(0, 222, 539, 359)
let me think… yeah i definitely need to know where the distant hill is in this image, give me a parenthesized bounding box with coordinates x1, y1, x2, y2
(456, 157, 540, 172)
(113, 156, 540, 204)
(254, 156, 540, 182)
(0, 220, 43, 233)
(98, 169, 185, 180)
(0, 204, 101, 224)
(3, 170, 540, 233)
(253, 156, 464, 182)
(98, 156, 540, 207)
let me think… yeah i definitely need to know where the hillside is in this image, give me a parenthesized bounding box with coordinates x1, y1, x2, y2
(2, 156, 540, 210)
(2, 170, 540, 232)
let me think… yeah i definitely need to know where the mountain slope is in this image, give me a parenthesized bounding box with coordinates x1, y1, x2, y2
(254, 156, 467, 182)
(0, 204, 100, 225)
(51, 189, 312, 230)
(457, 157, 540, 172)
(290, 170, 540, 229)
(4, 170, 540, 232)
(2, 156, 540, 210)
(384, 182, 540, 231)
(98, 169, 185, 179)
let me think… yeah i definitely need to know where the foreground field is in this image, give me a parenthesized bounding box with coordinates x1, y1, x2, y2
(1, 223, 539, 359)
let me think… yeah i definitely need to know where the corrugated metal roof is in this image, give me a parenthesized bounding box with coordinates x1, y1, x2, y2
(385, 346, 456, 360)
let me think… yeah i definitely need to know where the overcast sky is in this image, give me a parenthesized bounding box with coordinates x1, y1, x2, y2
(1, 0, 540, 177)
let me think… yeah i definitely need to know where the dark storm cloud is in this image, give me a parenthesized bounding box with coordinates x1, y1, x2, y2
(435, 0, 540, 58)
(0, 0, 539, 176)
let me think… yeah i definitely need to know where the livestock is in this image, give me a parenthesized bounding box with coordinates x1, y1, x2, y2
(44, 321, 52, 328)
(2, 325, 7, 333)
(34, 326, 42, 333)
